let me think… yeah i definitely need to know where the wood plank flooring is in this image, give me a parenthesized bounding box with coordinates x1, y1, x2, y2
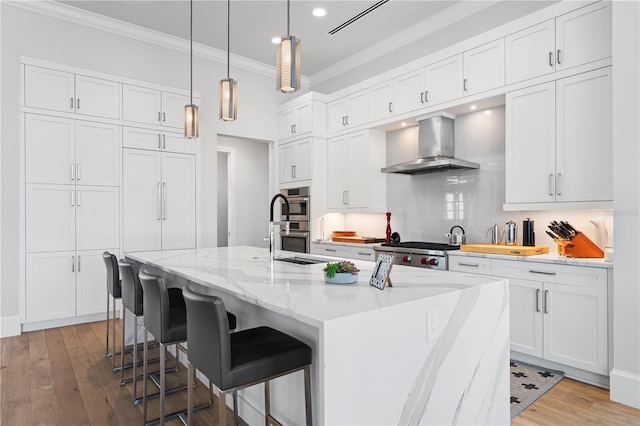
(1, 320, 639, 425)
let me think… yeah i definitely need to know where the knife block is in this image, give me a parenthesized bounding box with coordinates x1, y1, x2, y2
(556, 233, 604, 258)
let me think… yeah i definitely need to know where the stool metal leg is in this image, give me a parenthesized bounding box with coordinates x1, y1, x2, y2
(105, 292, 110, 357)
(112, 295, 117, 370)
(233, 390, 239, 426)
(132, 315, 138, 403)
(120, 308, 126, 382)
(264, 380, 271, 426)
(187, 361, 194, 426)
(304, 365, 312, 426)
(143, 327, 149, 425)
(219, 389, 227, 426)
(160, 342, 166, 426)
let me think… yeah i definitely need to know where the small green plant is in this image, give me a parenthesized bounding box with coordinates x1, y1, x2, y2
(323, 261, 360, 278)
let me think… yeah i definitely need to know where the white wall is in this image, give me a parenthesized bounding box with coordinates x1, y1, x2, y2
(0, 3, 279, 330)
(217, 135, 270, 248)
(610, 0, 640, 409)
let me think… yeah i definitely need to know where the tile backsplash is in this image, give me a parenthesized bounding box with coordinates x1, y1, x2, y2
(327, 105, 614, 252)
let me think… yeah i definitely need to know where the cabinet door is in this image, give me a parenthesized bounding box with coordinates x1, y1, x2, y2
(75, 186, 120, 251)
(424, 55, 463, 106)
(393, 69, 424, 115)
(123, 149, 162, 252)
(368, 82, 393, 122)
(505, 20, 555, 84)
(556, 68, 612, 202)
(327, 98, 346, 134)
(75, 121, 120, 186)
(163, 132, 196, 154)
(123, 84, 162, 126)
(26, 184, 75, 253)
(346, 91, 368, 128)
(279, 108, 295, 139)
(279, 143, 296, 183)
(505, 83, 556, 204)
(556, 1, 611, 71)
(543, 282, 608, 374)
(294, 102, 312, 135)
(345, 132, 370, 208)
(463, 39, 505, 96)
(327, 137, 348, 209)
(25, 114, 75, 185)
(24, 65, 75, 113)
(123, 126, 162, 151)
(295, 139, 313, 181)
(26, 252, 77, 322)
(75, 75, 121, 119)
(76, 250, 115, 316)
(161, 92, 191, 129)
(161, 153, 196, 250)
(509, 278, 544, 357)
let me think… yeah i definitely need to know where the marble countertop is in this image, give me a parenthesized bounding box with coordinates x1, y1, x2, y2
(126, 246, 505, 328)
(448, 250, 613, 269)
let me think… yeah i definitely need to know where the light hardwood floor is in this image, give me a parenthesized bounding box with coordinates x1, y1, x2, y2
(1, 321, 639, 425)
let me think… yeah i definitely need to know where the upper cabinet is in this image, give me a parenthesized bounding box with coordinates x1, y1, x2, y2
(506, 2, 611, 85)
(278, 138, 313, 184)
(424, 55, 464, 107)
(278, 95, 326, 142)
(368, 81, 394, 123)
(327, 90, 368, 134)
(122, 84, 193, 129)
(25, 65, 121, 120)
(392, 69, 426, 116)
(122, 126, 196, 155)
(462, 39, 505, 96)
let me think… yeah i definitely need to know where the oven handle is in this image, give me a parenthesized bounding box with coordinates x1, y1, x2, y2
(280, 230, 310, 237)
(282, 196, 309, 202)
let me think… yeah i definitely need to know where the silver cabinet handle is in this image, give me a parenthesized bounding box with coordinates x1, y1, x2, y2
(549, 51, 554, 67)
(72, 255, 75, 272)
(463, 78, 469, 92)
(543, 289, 549, 314)
(158, 111, 162, 122)
(71, 190, 75, 206)
(77, 255, 81, 272)
(556, 173, 562, 196)
(388, 102, 393, 113)
(162, 112, 166, 122)
(70, 97, 74, 109)
(158, 134, 162, 149)
(358, 252, 372, 256)
(346, 191, 349, 205)
(293, 124, 297, 133)
(529, 269, 556, 276)
(71, 164, 75, 181)
(420, 92, 424, 104)
(535, 288, 541, 313)
(548, 173, 554, 196)
(557, 49, 562, 65)
(425, 91, 429, 103)
(343, 191, 347, 205)
(458, 262, 480, 267)
(342, 116, 346, 126)
(324, 248, 337, 252)
(162, 134, 166, 149)
(162, 182, 167, 220)
(345, 115, 349, 125)
(76, 190, 81, 206)
(76, 164, 81, 181)
(293, 165, 297, 178)
(157, 182, 162, 220)
(76, 98, 80, 109)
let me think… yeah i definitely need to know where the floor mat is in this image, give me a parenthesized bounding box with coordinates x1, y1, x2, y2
(510, 360, 564, 419)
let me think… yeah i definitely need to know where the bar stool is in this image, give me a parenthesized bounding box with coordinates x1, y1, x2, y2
(102, 251, 126, 370)
(139, 271, 237, 425)
(182, 286, 312, 426)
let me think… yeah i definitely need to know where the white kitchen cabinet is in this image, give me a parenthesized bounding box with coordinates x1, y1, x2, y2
(505, 2, 611, 85)
(26, 251, 77, 323)
(123, 148, 196, 252)
(424, 55, 464, 106)
(123, 84, 193, 129)
(279, 138, 312, 183)
(505, 68, 612, 206)
(327, 90, 368, 134)
(279, 100, 314, 140)
(76, 250, 117, 316)
(24, 65, 121, 119)
(75, 186, 120, 251)
(463, 39, 505, 96)
(368, 81, 394, 122)
(26, 115, 120, 187)
(327, 130, 386, 211)
(509, 278, 544, 357)
(122, 126, 195, 154)
(448, 255, 491, 275)
(392, 69, 425, 116)
(311, 242, 375, 262)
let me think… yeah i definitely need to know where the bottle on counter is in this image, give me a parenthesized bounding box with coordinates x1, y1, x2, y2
(522, 218, 535, 246)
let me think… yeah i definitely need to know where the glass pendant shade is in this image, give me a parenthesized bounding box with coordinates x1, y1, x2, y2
(219, 78, 238, 121)
(277, 35, 301, 93)
(184, 104, 199, 138)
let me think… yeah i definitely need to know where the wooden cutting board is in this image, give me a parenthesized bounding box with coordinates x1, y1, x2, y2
(332, 236, 386, 244)
(460, 244, 550, 256)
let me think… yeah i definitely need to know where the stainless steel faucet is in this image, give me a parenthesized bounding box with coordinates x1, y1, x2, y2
(268, 193, 290, 261)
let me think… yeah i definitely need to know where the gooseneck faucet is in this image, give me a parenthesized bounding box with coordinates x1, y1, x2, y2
(268, 193, 290, 261)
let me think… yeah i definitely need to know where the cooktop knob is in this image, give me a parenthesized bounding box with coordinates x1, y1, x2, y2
(402, 255, 411, 263)
(420, 258, 427, 264)
(429, 258, 438, 266)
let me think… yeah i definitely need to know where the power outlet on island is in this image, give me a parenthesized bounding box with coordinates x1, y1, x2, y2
(426, 311, 440, 341)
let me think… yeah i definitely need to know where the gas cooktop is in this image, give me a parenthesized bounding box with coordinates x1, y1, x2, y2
(380, 241, 461, 251)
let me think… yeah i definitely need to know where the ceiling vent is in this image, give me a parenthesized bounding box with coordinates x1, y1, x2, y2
(328, 0, 390, 35)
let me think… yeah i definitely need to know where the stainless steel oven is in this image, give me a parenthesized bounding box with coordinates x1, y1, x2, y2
(280, 220, 310, 254)
(280, 186, 310, 222)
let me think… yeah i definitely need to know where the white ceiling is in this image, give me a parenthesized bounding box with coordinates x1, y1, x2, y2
(57, 1, 555, 86)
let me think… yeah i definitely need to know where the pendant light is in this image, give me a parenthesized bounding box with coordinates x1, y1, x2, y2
(277, 0, 301, 93)
(220, 0, 238, 121)
(184, 0, 199, 138)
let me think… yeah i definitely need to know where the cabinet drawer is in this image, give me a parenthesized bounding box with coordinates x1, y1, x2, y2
(492, 259, 607, 289)
(448, 256, 491, 274)
(311, 244, 375, 262)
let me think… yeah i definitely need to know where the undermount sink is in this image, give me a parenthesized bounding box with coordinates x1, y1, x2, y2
(275, 257, 326, 265)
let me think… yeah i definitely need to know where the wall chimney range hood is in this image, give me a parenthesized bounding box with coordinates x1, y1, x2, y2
(381, 113, 479, 174)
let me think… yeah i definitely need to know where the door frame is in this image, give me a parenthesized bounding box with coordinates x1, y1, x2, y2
(217, 147, 236, 247)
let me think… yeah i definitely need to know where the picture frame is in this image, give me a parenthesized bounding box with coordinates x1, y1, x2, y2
(370, 253, 394, 290)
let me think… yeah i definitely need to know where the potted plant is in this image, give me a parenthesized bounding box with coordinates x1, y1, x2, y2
(323, 260, 360, 284)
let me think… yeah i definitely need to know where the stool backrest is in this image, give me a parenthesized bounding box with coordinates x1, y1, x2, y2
(118, 261, 144, 316)
(138, 271, 171, 341)
(182, 286, 232, 388)
(102, 251, 121, 298)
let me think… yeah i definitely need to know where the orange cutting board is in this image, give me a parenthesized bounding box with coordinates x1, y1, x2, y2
(332, 236, 386, 244)
(460, 244, 549, 256)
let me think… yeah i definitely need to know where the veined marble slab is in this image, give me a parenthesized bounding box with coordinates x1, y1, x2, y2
(126, 246, 510, 425)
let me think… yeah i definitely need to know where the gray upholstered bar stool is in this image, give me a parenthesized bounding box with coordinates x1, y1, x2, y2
(102, 251, 127, 371)
(182, 286, 312, 426)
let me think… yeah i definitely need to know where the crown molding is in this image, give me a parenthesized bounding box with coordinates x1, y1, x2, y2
(307, 0, 498, 88)
(4, 0, 278, 79)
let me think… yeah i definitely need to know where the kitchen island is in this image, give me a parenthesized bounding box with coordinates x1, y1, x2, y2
(126, 246, 510, 425)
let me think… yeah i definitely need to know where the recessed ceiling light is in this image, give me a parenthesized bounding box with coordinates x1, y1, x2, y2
(312, 8, 327, 17)
(271, 36, 281, 45)
(485, 110, 492, 115)
(470, 105, 477, 110)
(401, 122, 407, 127)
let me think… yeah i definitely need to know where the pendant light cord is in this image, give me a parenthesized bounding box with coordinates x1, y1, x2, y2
(287, 0, 290, 37)
(227, 0, 230, 79)
(189, 0, 193, 104)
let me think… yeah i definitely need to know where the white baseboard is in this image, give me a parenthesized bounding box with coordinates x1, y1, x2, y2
(21, 312, 111, 333)
(0, 315, 22, 337)
(610, 368, 640, 409)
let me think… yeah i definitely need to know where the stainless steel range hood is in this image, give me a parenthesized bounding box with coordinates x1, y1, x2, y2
(381, 113, 479, 174)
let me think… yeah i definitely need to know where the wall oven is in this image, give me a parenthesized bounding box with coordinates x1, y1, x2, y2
(280, 186, 310, 253)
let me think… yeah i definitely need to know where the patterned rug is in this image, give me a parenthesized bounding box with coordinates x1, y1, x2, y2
(510, 360, 565, 419)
